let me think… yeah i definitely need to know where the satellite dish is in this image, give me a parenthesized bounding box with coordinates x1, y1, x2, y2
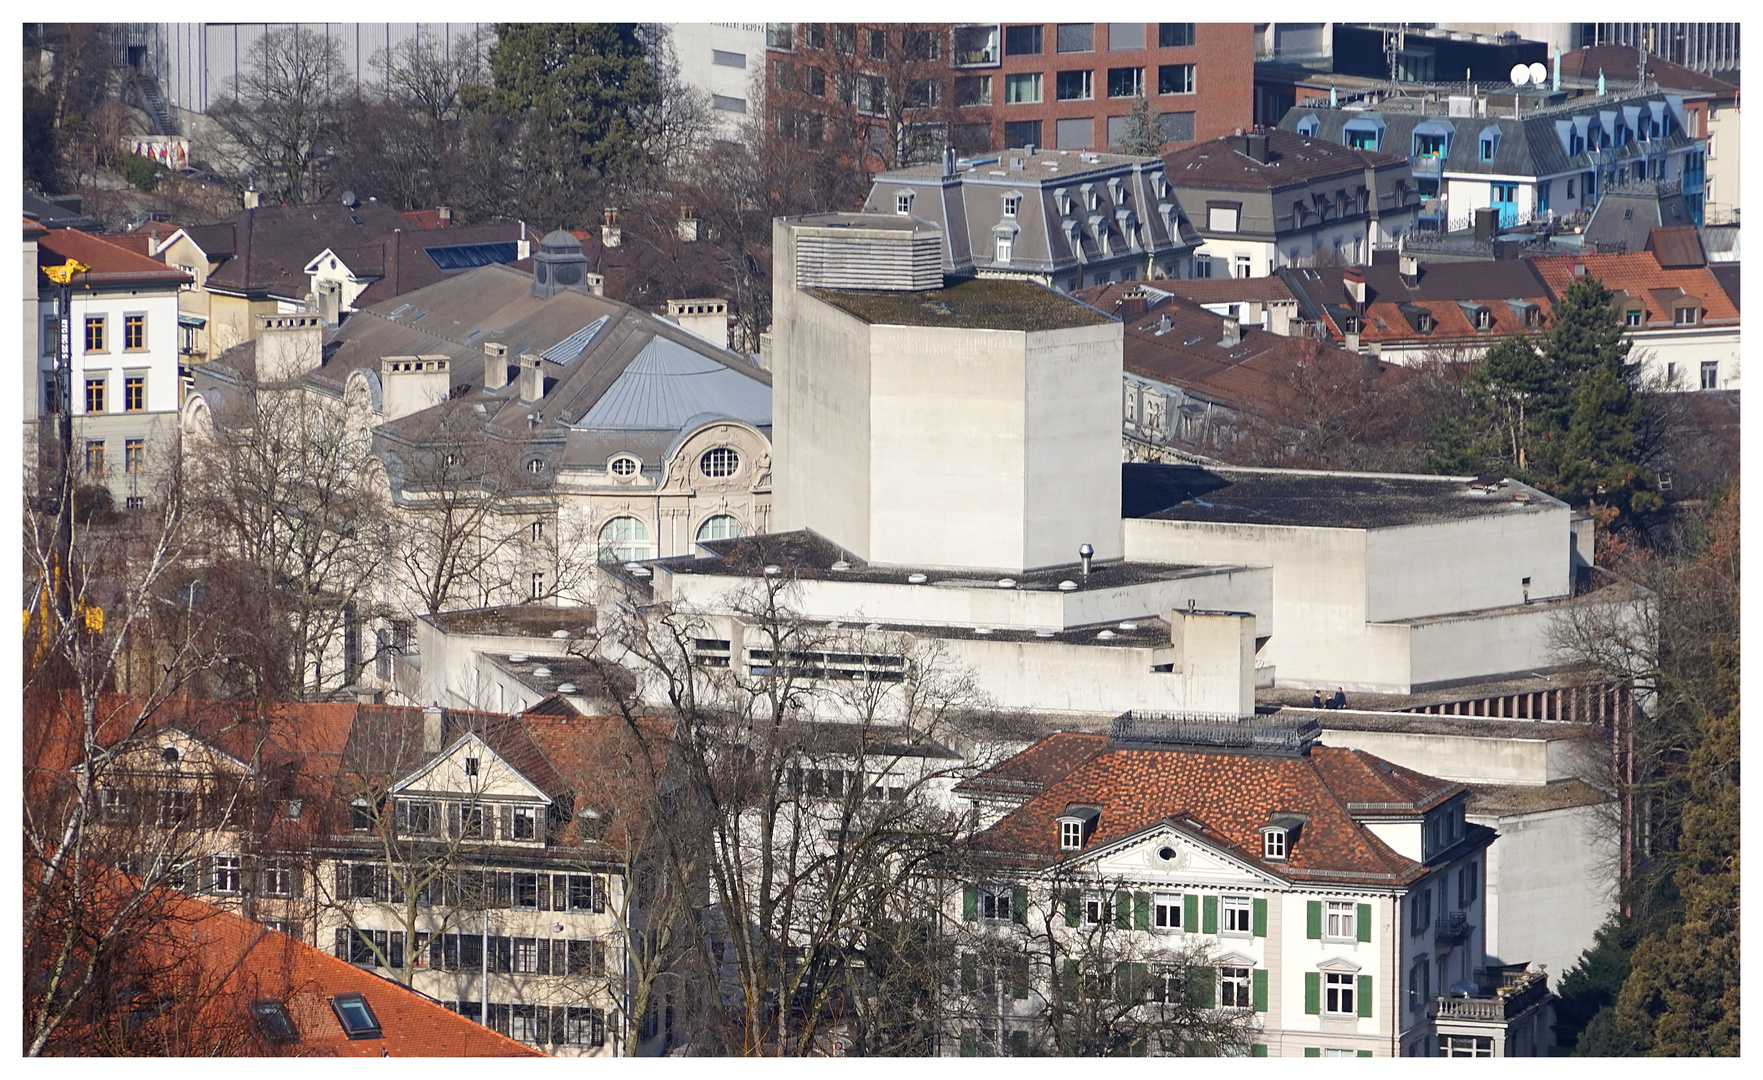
(1509, 64, 1532, 86)
(341, 191, 359, 208)
(1528, 62, 1549, 86)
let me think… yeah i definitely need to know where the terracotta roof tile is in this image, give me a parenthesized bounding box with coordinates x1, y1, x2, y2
(37, 227, 190, 287)
(965, 735, 1462, 885)
(1530, 251, 1738, 326)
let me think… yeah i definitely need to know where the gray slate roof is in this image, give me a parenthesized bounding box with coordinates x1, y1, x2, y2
(574, 335, 771, 430)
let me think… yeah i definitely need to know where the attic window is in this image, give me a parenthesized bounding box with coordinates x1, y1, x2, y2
(610, 455, 638, 477)
(1060, 820, 1083, 849)
(1626, 308, 1644, 327)
(249, 999, 299, 1046)
(1675, 305, 1700, 326)
(329, 993, 382, 1040)
(1260, 815, 1303, 860)
(1263, 830, 1287, 859)
(465, 756, 480, 777)
(1057, 806, 1100, 850)
(1418, 313, 1433, 333)
(895, 191, 914, 215)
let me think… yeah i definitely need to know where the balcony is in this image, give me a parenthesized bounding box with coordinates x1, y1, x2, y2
(953, 25, 1000, 67)
(1434, 910, 1474, 946)
(1431, 967, 1550, 1023)
(1411, 155, 1444, 177)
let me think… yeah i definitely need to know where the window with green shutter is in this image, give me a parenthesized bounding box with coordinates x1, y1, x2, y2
(1013, 885, 1029, 924)
(1356, 903, 1373, 943)
(1064, 889, 1082, 926)
(1357, 1050, 1373, 1057)
(1357, 975, 1373, 1017)
(1252, 1044, 1269, 1057)
(1304, 1047, 1321, 1057)
(1202, 894, 1219, 934)
(1304, 971, 1321, 1014)
(1183, 893, 1198, 931)
(1011, 954, 1030, 999)
(1115, 891, 1131, 929)
(961, 1029, 978, 1057)
(1252, 968, 1268, 1012)
(962, 953, 979, 992)
(1307, 899, 1322, 939)
(1188, 965, 1215, 1008)
(1252, 897, 1267, 937)
(1134, 891, 1151, 930)
(1115, 961, 1148, 1004)
(963, 885, 978, 921)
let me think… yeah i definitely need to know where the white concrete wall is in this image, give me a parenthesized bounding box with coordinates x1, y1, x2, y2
(1704, 104, 1739, 221)
(1021, 321, 1127, 571)
(1475, 802, 1616, 982)
(1402, 602, 1569, 688)
(770, 226, 873, 559)
(1364, 506, 1570, 622)
(1633, 326, 1741, 391)
(667, 23, 766, 141)
(1318, 726, 1556, 786)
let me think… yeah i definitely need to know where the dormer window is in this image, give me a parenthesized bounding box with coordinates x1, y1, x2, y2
(1675, 305, 1700, 326)
(1057, 806, 1100, 850)
(1264, 830, 1287, 859)
(995, 236, 1013, 262)
(1260, 814, 1304, 861)
(896, 191, 914, 215)
(1003, 194, 1020, 217)
(1626, 308, 1644, 327)
(610, 455, 638, 477)
(1418, 313, 1433, 333)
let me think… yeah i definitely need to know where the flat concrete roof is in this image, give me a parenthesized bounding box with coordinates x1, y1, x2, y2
(798, 614, 1178, 650)
(427, 605, 596, 637)
(1124, 463, 1560, 529)
(1464, 778, 1609, 816)
(660, 529, 1246, 592)
(806, 277, 1115, 331)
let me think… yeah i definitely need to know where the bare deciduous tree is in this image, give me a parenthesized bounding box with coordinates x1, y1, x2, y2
(208, 27, 348, 204)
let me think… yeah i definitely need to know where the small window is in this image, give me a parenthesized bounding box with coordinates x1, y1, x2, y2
(250, 999, 300, 1046)
(1002, 195, 1020, 217)
(1263, 829, 1286, 859)
(125, 438, 145, 475)
(124, 314, 146, 350)
(610, 455, 638, 476)
(349, 800, 373, 831)
(1153, 892, 1183, 930)
(1626, 308, 1644, 327)
(1677, 306, 1700, 327)
(700, 447, 740, 477)
(84, 316, 106, 353)
(526, 458, 544, 474)
(1700, 360, 1719, 389)
(978, 883, 1014, 922)
(1457, 861, 1479, 907)
(1324, 971, 1357, 1015)
(1055, 24, 1094, 53)
(896, 192, 913, 215)
(85, 377, 106, 414)
(696, 514, 742, 542)
(1222, 895, 1252, 934)
(1107, 67, 1144, 98)
(1208, 206, 1239, 232)
(1159, 23, 1195, 48)
(712, 49, 745, 68)
(329, 993, 382, 1040)
(1005, 25, 1042, 56)
(464, 756, 480, 777)
(1004, 72, 1042, 104)
(1326, 900, 1357, 939)
(1158, 64, 1194, 95)
(1055, 69, 1093, 101)
(995, 236, 1013, 262)
(1219, 965, 1252, 1008)
(530, 519, 544, 542)
(211, 854, 242, 893)
(1083, 894, 1109, 924)
(511, 805, 538, 840)
(1060, 820, 1083, 849)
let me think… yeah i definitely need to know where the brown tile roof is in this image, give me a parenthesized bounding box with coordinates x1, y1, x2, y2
(152, 891, 545, 1056)
(1162, 129, 1408, 191)
(189, 200, 413, 297)
(963, 734, 1464, 885)
(1645, 226, 1707, 269)
(1137, 276, 1298, 305)
(1283, 261, 1556, 347)
(1529, 251, 1739, 327)
(346, 219, 533, 308)
(36, 227, 191, 288)
(1558, 45, 1738, 96)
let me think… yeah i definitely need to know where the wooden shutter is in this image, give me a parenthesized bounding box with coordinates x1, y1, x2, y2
(594, 875, 607, 913)
(1064, 889, 1082, 927)
(1357, 975, 1373, 1017)
(1187, 965, 1215, 1008)
(1061, 958, 1079, 994)
(335, 863, 350, 900)
(1013, 885, 1028, 924)
(334, 927, 349, 959)
(1252, 897, 1267, 937)
(1011, 954, 1030, 999)
(1304, 971, 1321, 1014)
(1304, 1047, 1321, 1058)
(498, 804, 513, 840)
(1357, 1050, 1373, 1057)
(1114, 891, 1131, 929)
(537, 874, 552, 911)
(960, 1029, 977, 1057)
(1183, 893, 1198, 932)
(1357, 903, 1373, 943)
(1115, 961, 1147, 1005)
(1202, 894, 1218, 934)
(1252, 967, 1268, 1012)
(1306, 899, 1322, 939)
(963, 885, 978, 921)
(389, 931, 405, 969)
(1134, 891, 1150, 930)
(1252, 1044, 1268, 1057)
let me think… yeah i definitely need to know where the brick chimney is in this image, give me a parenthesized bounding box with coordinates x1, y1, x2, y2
(601, 208, 622, 249)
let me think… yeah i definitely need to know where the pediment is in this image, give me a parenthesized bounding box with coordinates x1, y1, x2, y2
(392, 734, 550, 803)
(100, 727, 253, 777)
(1072, 821, 1279, 888)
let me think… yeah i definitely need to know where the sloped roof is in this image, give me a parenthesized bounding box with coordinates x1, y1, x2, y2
(1529, 251, 1739, 326)
(574, 335, 772, 430)
(1278, 260, 1556, 346)
(1161, 129, 1409, 191)
(962, 733, 1467, 884)
(148, 891, 544, 1056)
(37, 228, 191, 289)
(188, 199, 413, 297)
(1557, 45, 1739, 97)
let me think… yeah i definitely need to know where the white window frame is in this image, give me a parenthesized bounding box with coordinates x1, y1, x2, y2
(1700, 360, 1719, 389)
(1153, 891, 1183, 930)
(995, 236, 1013, 262)
(1325, 900, 1357, 940)
(1221, 894, 1252, 934)
(1059, 819, 1083, 850)
(1219, 965, 1252, 1009)
(1324, 970, 1357, 1015)
(978, 883, 1014, 922)
(262, 860, 294, 897)
(511, 805, 539, 841)
(896, 192, 914, 215)
(212, 853, 243, 894)
(1263, 829, 1286, 859)
(1002, 195, 1020, 217)
(1083, 894, 1110, 925)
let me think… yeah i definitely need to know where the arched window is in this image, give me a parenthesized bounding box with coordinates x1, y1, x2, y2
(597, 516, 651, 564)
(699, 447, 739, 478)
(696, 514, 743, 542)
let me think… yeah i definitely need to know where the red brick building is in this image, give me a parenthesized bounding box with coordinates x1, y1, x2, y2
(764, 22, 1253, 163)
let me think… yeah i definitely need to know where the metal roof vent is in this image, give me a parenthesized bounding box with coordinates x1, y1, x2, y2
(1058, 580, 1079, 591)
(1097, 629, 1117, 640)
(974, 626, 994, 635)
(533, 666, 552, 678)
(557, 682, 578, 694)
(827, 620, 842, 630)
(763, 565, 781, 576)
(831, 559, 851, 571)
(908, 573, 928, 584)
(509, 653, 530, 663)
(865, 622, 881, 631)
(552, 629, 571, 638)
(1035, 629, 1056, 637)
(1118, 621, 1139, 631)
(630, 566, 652, 578)
(997, 578, 1017, 588)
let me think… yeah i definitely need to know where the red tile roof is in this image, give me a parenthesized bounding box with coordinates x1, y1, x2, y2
(36, 227, 190, 288)
(962, 734, 1463, 885)
(149, 891, 545, 1056)
(1529, 251, 1739, 327)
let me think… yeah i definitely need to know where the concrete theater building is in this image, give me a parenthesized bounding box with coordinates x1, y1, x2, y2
(596, 208, 1634, 722)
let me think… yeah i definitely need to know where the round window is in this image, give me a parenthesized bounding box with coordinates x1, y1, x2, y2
(610, 456, 638, 477)
(699, 447, 739, 478)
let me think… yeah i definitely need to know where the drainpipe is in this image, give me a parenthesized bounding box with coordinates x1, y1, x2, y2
(482, 908, 490, 1029)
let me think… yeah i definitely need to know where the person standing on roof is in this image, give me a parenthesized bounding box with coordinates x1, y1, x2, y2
(1312, 690, 1324, 709)
(1332, 687, 1347, 710)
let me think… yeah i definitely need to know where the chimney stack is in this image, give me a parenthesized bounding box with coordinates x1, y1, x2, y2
(1219, 316, 1242, 348)
(243, 184, 261, 210)
(1345, 331, 1361, 352)
(519, 351, 545, 403)
(1399, 253, 1421, 287)
(1342, 266, 1368, 306)
(601, 208, 621, 249)
(483, 342, 511, 390)
(677, 204, 698, 243)
(943, 145, 957, 177)
(1118, 288, 1149, 320)
(422, 704, 444, 753)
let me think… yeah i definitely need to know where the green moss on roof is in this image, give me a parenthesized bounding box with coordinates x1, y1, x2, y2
(806, 277, 1115, 331)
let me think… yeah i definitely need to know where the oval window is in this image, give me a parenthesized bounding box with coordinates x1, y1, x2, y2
(699, 447, 739, 478)
(610, 456, 638, 476)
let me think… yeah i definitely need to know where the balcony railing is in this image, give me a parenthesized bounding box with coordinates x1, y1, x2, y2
(1430, 969, 1550, 1023)
(1434, 910, 1474, 945)
(1410, 155, 1444, 175)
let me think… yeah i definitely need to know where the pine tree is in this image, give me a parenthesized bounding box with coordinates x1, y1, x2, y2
(1112, 98, 1164, 156)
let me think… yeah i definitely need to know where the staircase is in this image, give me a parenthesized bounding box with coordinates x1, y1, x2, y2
(132, 73, 178, 137)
